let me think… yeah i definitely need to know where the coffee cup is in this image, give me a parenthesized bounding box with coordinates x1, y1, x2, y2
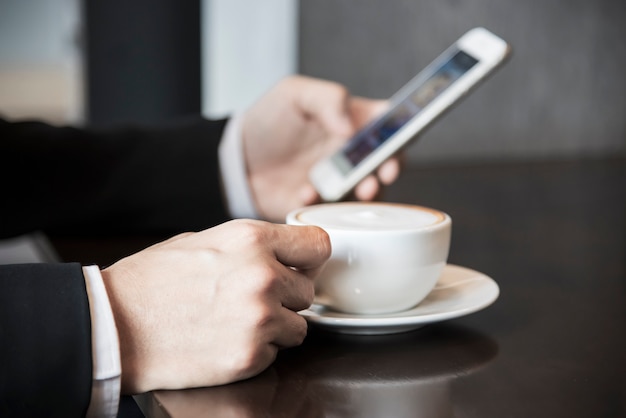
(286, 202, 451, 315)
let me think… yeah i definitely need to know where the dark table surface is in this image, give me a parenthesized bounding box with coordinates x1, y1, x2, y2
(52, 158, 626, 418)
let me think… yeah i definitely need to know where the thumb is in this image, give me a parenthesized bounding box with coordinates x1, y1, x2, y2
(294, 76, 354, 137)
(349, 97, 389, 129)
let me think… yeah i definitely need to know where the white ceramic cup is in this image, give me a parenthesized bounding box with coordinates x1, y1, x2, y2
(286, 202, 451, 315)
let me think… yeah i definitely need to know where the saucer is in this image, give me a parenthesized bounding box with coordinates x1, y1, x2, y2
(299, 264, 499, 335)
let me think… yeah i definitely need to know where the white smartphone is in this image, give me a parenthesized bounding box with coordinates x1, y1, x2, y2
(309, 27, 511, 201)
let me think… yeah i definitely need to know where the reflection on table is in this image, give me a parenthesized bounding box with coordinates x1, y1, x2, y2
(141, 325, 497, 418)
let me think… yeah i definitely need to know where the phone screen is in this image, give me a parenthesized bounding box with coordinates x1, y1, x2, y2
(331, 49, 479, 174)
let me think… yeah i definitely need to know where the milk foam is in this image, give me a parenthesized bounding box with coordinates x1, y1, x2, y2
(295, 203, 444, 231)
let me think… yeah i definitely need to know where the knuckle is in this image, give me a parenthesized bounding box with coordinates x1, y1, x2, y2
(249, 303, 276, 328)
(233, 220, 268, 247)
(230, 345, 273, 380)
(173, 231, 195, 240)
(330, 81, 349, 99)
(281, 74, 301, 87)
(248, 264, 280, 292)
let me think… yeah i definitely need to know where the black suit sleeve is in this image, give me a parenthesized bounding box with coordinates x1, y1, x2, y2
(0, 263, 92, 417)
(0, 116, 231, 238)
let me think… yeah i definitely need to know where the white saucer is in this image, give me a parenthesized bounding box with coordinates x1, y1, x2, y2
(300, 264, 499, 335)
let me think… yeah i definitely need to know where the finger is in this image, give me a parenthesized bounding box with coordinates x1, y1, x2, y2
(352, 155, 403, 200)
(376, 157, 402, 185)
(348, 97, 389, 129)
(353, 175, 380, 201)
(270, 224, 331, 274)
(274, 264, 316, 311)
(272, 310, 308, 348)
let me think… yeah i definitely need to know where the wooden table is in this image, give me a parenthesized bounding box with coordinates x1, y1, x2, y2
(52, 158, 626, 418)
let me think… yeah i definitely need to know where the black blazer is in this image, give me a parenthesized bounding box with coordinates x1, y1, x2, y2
(1, 263, 92, 417)
(0, 116, 231, 416)
(0, 116, 230, 238)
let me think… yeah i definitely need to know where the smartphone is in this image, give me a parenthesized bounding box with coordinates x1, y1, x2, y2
(309, 27, 511, 202)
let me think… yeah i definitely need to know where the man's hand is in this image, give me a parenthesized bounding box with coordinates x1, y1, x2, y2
(242, 75, 402, 222)
(101, 219, 330, 393)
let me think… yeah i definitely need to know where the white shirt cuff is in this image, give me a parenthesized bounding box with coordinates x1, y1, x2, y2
(218, 114, 260, 219)
(83, 265, 121, 418)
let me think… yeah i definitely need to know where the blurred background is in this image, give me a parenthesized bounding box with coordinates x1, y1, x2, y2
(1, 0, 624, 165)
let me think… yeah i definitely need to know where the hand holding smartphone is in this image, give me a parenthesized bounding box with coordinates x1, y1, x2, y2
(310, 27, 511, 202)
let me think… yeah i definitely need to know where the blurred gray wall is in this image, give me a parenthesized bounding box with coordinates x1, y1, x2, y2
(299, 1, 626, 164)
